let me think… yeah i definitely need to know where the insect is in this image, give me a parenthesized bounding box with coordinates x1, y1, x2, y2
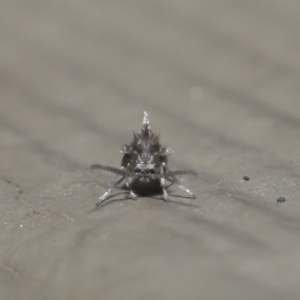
(92, 112, 196, 206)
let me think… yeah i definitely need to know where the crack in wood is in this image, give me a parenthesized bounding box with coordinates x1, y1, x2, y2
(2, 178, 40, 214)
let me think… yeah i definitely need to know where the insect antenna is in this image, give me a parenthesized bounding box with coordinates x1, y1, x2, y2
(169, 170, 198, 176)
(91, 164, 126, 176)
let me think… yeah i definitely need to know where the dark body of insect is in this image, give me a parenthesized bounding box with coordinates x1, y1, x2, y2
(92, 112, 196, 206)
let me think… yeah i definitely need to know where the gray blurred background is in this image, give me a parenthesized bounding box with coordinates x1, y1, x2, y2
(1, 1, 300, 299)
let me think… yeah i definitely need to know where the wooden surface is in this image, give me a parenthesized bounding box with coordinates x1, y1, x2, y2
(1, 1, 300, 299)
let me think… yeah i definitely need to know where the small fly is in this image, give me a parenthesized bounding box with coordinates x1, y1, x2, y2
(92, 112, 196, 206)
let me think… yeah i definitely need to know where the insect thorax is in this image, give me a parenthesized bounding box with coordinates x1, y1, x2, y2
(120, 112, 172, 178)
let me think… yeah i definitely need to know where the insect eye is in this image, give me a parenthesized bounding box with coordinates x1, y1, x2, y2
(135, 168, 142, 173)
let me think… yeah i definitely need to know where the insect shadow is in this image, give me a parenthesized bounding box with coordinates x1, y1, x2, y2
(90, 189, 199, 211)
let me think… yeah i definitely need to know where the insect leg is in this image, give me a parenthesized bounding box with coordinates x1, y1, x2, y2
(160, 163, 171, 202)
(96, 167, 126, 206)
(164, 163, 196, 198)
(124, 163, 138, 200)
